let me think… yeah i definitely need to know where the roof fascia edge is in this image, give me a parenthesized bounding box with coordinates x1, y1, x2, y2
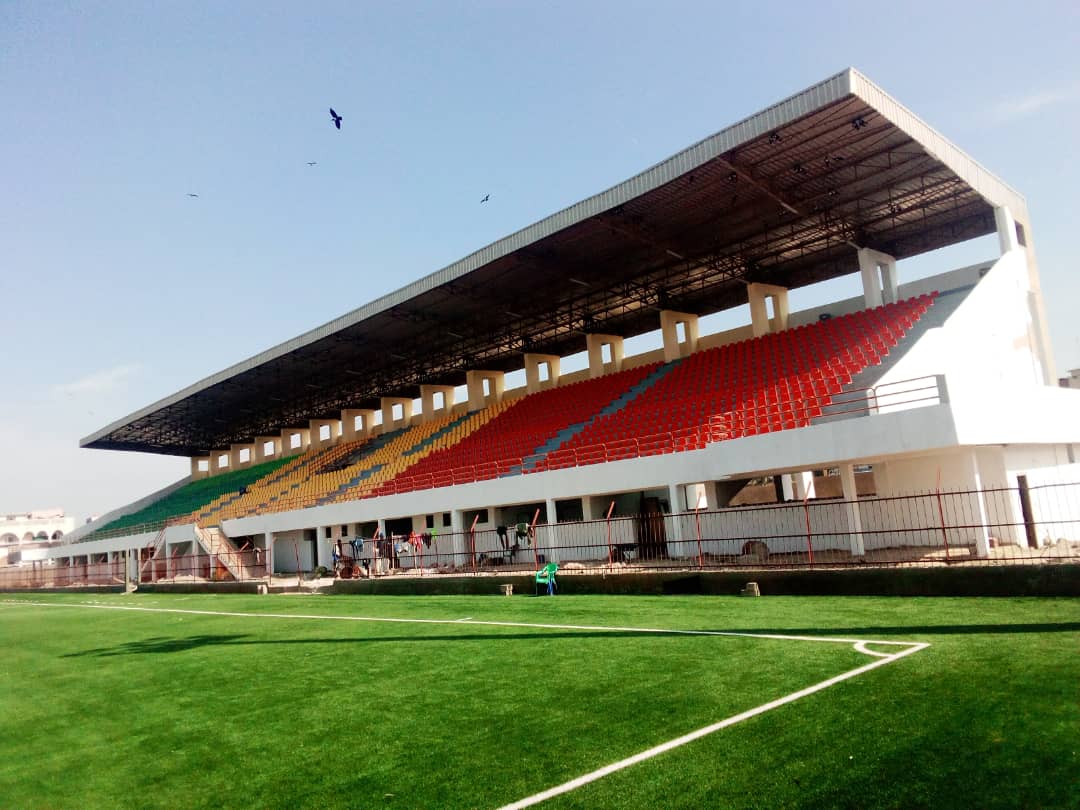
(81, 69, 860, 452)
(848, 68, 1027, 217)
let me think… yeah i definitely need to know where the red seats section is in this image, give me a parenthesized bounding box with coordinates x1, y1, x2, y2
(374, 362, 659, 496)
(536, 294, 937, 470)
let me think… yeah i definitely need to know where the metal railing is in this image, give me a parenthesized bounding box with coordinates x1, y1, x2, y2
(7, 479, 1077, 590)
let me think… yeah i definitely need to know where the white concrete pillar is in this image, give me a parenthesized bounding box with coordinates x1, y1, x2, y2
(780, 473, 796, 502)
(229, 443, 254, 470)
(792, 471, 817, 501)
(660, 311, 699, 362)
(254, 436, 282, 462)
(341, 409, 376, 442)
(667, 483, 686, 552)
(309, 419, 340, 448)
(700, 480, 720, 510)
(747, 283, 790, 337)
(995, 206, 1019, 255)
(315, 526, 333, 569)
(280, 428, 310, 456)
(263, 531, 274, 575)
(839, 464, 865, 557)
(380, 397, 413, 432)
(466, 370, 505, 412)
(420, 384, 456, 421)
(858, 248, 898, 309)
(586, 334, 625, 378)
(524, 353, 561, 394)
(969, 450, 993, 558)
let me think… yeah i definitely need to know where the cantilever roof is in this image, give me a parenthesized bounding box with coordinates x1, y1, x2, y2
(82, 68, 1025, 457)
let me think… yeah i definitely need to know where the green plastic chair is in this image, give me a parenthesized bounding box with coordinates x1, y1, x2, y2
(535, 562, 558, 595)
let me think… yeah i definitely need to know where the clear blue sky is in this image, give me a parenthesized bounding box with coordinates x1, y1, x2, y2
(2, 1, 1078, 522)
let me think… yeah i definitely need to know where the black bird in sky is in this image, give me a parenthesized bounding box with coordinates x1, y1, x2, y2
(307, 162, 317, 166)
(186, 193, 199, 198)
(329, 108, 342, 129)
(480, 194, 490, 203)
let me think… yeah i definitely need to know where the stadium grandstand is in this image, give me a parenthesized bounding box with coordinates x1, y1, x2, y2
(35, 68, 1080, 586)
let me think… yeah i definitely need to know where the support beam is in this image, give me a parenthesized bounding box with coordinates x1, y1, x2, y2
(380, 397, 413, 432)
(858, 247, 898, 308)
(466, 370, 505, 412)
(524, 353, 561, 394)
(420, 384, 456, 421)
(994, 206, 1019, 255)
(341, 409, 376, 442)
(280, 428, 310, 457)
(309, 419, 341, 448)
(747, 283, 790, 336)
(254, 435, 282, 462)
(232, 443, 257, 470)
(839, 464, 865, 557)
(969, 450, 993, 559)
(660, 311, 698, 362)
(585, 334, 624, 378)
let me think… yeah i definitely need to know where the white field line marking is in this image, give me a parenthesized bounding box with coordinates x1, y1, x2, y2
(499, 642, 929, 810)
(1, 600, 920, 650)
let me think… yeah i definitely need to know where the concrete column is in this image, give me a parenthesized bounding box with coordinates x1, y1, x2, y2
(995, 206, 1019, 255)
(858, 248, 898, 309)
(747, 283, 790, 336)
(585, 495, 611, 522)
(969, 450, 993, 558)
(449, 511, 466, 564)
(839, 464, 865, 557)
(780, 473, 797, 502)
(264, 531, 274, 575)
(315, 526, 333, 569)
(466, 370, 505, 412)
(212, 450, 231, 473)
(524, 353, 561, 393)
(420, 385, 456, 421)
(667, 483, 686, 553)
(254, 436, 282, 462)
(660, 310, 699, 361)
(280, 428, 310, 456)
(341, 409, 376, 442)
(190, 457, 210, 479)
(309, 419, 340, 448)
(229, 443, 254, 470)
(380, 397, 413, 432)
(792, 471, 817, 501)
(586, 334, 625, 378)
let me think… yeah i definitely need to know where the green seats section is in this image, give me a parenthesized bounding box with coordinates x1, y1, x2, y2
(84, 455, 295, 540)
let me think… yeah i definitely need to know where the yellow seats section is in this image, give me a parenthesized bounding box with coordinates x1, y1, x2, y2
(329, 399, 515, 502)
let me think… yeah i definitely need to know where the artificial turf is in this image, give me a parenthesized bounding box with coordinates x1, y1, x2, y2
(0, 593, 1076, 809)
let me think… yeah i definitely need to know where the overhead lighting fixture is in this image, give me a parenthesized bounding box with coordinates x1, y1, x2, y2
(851, 116, 866, 130)
(446, 330, 464, 339)
(727, 171, 738, 183)
(568, 277, 590, 287)
(506, 311, 522, 319)
(768, 131, 782, 144)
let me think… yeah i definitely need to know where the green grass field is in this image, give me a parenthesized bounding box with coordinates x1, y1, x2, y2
(1, 593, 1077, 809)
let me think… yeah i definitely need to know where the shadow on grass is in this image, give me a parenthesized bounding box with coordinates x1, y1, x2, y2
(63, 630, 701, 657)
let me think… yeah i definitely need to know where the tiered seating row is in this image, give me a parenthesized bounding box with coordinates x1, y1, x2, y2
(84, 455, 295, 539)
(372, 363, 660, 496)
(537, 294, 936, 469)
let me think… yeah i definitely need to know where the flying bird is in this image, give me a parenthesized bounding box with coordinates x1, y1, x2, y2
(480, 194, 490, 203)
(306, 161, 317, 166)
(186, 193, 199, 198)
(329, 108, 342, 129)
